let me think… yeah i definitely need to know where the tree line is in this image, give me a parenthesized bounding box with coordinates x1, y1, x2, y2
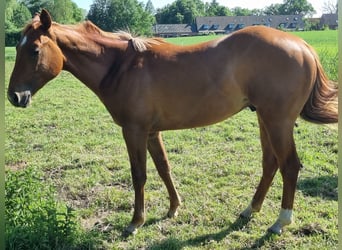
(5, 0, 85, 45)
(5, 0, 337, 46)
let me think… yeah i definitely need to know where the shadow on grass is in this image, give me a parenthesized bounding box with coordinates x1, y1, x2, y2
(241, 232, 280, 250)
(148, 216, 279, 250)
(297, 175, 337, 200)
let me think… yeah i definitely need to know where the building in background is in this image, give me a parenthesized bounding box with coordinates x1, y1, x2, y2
(153, 14, 337, 37)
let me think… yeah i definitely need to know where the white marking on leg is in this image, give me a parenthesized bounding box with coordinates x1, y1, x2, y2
(278, 208, 293, 225)
(20, 36, 27, 47)
(269, 208, 293, 234)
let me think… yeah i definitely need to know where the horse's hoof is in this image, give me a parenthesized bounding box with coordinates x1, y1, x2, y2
(268, 208, 292, 235)
(240, 204, 254, 218)
(167, 209, 178, 218)
(240, 210, 251, 219)
(122, 224, 138, 237)
(268, 221, 283, 235)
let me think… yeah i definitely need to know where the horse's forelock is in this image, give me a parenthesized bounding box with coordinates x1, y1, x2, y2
(21, 18, 54, 36)
(21, 20, 38, 35)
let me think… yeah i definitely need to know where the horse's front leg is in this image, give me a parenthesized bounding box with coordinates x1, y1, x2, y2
(147, 132, 181, 218)
(122, 127, 148, 235)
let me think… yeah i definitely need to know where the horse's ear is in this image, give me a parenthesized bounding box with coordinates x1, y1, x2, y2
(40, 9, 52, 31)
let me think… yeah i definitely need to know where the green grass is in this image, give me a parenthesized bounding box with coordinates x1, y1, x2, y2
(5, 30, 338, 249)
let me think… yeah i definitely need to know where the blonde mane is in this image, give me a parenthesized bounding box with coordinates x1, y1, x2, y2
(112, 30, 164, 52)
(81, 22, 164, 52)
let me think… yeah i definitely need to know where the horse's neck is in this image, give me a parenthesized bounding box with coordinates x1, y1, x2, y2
(53, 24, 127, 95)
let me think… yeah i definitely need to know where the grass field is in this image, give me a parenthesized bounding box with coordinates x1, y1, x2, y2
(5, 30, 338, 249)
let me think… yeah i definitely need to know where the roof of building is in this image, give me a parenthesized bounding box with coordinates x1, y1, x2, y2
(320, 13, 338, 26)
(195, 15, 304, 32)
(152, 14, 309, 36)
(153, 24, 197, 35)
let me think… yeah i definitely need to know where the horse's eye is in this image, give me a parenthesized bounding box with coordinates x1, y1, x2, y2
(33, 47, 40, 56)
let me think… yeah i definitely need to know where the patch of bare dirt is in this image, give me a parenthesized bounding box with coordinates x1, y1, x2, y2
(293, 223, 327, 236)
(6, 161, 27, 171)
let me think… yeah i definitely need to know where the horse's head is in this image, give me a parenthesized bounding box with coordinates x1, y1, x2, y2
(8, 9, 64, 108)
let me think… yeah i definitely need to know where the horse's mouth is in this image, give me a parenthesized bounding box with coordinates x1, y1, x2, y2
(8, 90, 32, 108)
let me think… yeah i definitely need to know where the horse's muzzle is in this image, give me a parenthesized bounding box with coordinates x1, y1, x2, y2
(8, 90, 32, 108)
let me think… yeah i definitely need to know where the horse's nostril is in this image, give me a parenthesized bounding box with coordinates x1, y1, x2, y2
(14, 92, 21, 104)
(7, 92, 19, 106)
(24, 93, 31, 106)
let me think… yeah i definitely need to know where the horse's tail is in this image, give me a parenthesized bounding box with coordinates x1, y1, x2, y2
(300, 47, 338, 124)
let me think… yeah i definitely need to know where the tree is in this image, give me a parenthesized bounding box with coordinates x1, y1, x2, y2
(263, 3, 283, 15)
(156, 0, 205, 24)
(49, 0, 74, 23)
(12, 4, 32, 27)
(205, 0, 231, 16)
(87, 0, 109, 30)
(18, 0, 85, 23)
(145, 0, 155, 15)
(5, 0, 85, 46)
(265, 0, 315, 16)
(5, 0, 17, 30)
(5, 0, 31, 46)
(71, 2, 85, 23)
(280, 0, 315, 15)
(231, 7, 253, 16)
(21, 0, 53, 15)
(87, 0, 155, 35)
(5, 0, 31, 30)
(322, 0, 338, 14)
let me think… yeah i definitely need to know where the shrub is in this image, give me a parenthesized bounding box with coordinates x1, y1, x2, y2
(5, 29, 21, 47)
(5, 167, 96, 249)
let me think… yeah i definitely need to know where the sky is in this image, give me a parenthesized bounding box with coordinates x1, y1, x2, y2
(73, 0, 326, 17)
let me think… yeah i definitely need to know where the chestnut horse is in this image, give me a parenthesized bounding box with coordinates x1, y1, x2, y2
(8, 9, 338, 235)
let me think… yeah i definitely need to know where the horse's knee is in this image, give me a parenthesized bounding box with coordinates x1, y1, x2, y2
(131, 170, 147, 188)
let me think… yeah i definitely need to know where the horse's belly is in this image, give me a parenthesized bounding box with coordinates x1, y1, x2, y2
(155, 92, 247, 130)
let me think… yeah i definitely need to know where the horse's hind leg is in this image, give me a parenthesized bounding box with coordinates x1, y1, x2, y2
(242, 113, 302, 234)
(240, 116, 279, 218)
(265, 116, 301, 234)
(147, 132, 181, 218)
(268, 129, 301, 235)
